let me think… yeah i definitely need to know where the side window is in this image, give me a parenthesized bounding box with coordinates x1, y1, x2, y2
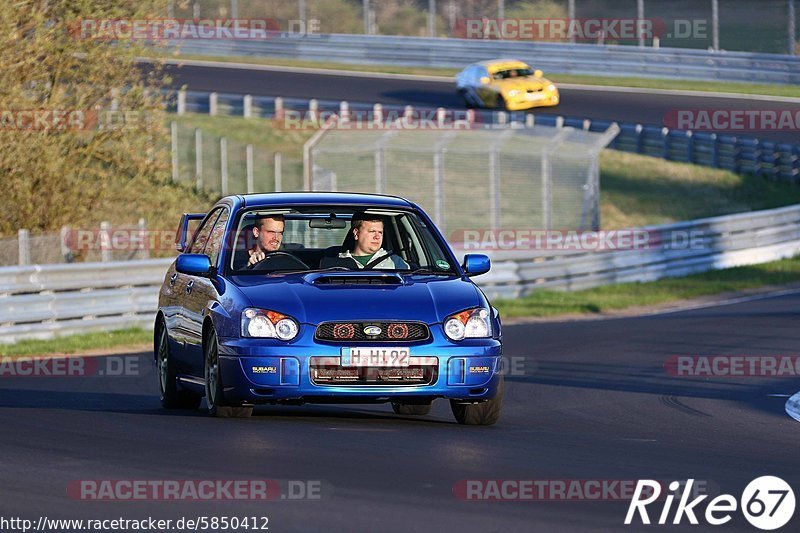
(205, 208, 231, 266)
(478, 67, 490, 82)
(189, 208, 222, 254)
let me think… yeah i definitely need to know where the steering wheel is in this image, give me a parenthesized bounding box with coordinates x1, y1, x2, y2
(250, 251, 309, 271)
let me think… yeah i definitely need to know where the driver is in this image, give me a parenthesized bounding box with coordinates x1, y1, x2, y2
(232, 214, 285, 269)
(337, 214, 409, 269)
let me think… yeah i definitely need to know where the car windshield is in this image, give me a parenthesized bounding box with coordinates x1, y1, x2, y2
(228, 206, 458, 275)
(493, 67, 534, 80)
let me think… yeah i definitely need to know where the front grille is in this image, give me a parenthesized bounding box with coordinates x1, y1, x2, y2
(315, 321, 430, 342)
(310, 364, 437, 386)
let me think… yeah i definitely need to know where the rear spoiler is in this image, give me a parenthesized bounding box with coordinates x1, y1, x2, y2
(175, 213, 206, 252)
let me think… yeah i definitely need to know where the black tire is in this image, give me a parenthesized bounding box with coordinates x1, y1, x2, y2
(204, 328, 252, 418)
(497, 95, 509, 111)
(156, 320, 201, 410)
(458, 89, 475, 109)
(450, 375, 504, 426)
(391, 402, 433, 416)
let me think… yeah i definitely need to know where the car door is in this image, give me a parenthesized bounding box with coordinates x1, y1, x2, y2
(474, 66, 495, 107)
(172, 208, 222, 365)
(181, 207, 230, 376)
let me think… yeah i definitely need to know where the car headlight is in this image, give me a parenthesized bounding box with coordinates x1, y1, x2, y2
(241, 308, 299, 340)
(507, 89, 520, 97)
(443, 308, 492, 341)
(547, 84, 557, 92)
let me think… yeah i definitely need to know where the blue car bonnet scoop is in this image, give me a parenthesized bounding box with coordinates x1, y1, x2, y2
(304, 272, 405, 286)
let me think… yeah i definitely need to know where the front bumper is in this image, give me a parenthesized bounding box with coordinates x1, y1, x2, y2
(215, 325, 502, 405)
(505, 91, 560, 110)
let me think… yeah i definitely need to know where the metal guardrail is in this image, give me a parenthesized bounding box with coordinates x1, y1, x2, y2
(171, 34, 800, 85)
(478, 204, 800, 300)
(1, 206, 799, 343)
(172, 90, 800, 183)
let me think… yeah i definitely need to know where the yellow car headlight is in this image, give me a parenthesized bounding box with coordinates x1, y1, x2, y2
(547, 84, 557, 93)
(507, 89, 520, 98)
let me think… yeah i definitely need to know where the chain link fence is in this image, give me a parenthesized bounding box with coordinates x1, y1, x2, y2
(171, 0, 798, 55)
(307, 122, 619, 242)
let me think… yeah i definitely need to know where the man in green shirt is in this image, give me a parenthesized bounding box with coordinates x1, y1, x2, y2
(338, 214, 409, 269)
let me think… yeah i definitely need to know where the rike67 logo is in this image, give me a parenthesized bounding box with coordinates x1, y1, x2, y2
(625, 477, 795, 530)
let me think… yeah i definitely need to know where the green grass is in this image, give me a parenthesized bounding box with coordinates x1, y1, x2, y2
(0, 328, 151, 357)
(494, 256, 800, 318)
(159, 52, 800, 99)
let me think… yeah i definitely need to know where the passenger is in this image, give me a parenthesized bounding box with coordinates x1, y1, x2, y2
(338, 214, 409, 269)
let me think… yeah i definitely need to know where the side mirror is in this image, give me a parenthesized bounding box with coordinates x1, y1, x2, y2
(176, 254, 213, 277)
(534, 69, 544, 78)
(479, 76, 491, 85)
(463, 254, 491, 277)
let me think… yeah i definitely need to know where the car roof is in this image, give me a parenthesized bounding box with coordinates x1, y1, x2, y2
(235, 191, 415, 209)
(473, 59, 531, 72)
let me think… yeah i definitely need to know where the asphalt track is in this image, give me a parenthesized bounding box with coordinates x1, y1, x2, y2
(164, 63, 800, 144)
(1, 292, 799, 532)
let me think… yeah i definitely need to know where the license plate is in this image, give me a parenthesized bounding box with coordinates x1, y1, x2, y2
(526, 92, 545, 101)
(341, 347, 410, 367)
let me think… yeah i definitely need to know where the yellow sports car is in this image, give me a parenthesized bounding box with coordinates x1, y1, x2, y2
(456, 59, 560, 111)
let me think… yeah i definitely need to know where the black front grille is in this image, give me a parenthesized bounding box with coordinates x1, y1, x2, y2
(310, 365, 437, 386)
(315, 321, 430, 342)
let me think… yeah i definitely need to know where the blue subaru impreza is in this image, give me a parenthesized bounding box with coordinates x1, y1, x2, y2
(155, 192, 503, 425)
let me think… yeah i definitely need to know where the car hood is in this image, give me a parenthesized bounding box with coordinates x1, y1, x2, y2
(229, 272, 483, 325)
(496, 77, 551, 92)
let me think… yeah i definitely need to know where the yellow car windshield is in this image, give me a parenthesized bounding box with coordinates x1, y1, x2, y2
(492, 68, 534, 80)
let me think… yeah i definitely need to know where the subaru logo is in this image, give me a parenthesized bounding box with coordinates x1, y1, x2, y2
(364, 325, 382, 336)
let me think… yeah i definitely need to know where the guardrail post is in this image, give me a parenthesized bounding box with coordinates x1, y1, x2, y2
(662, 127, 670, 160)
(686, 131, 695, 163)
(274, 152, 282, 192)
(556, 116, 565, 129)
(177, 89, 186, 116)
(209, 92, 218, 116)
(220, 137, 228, 196)
(339, 101, 350, 124)
(170, 121, 179, 182)
(243, 94, 252, 118)
(583, 119, 591, 131)
(525, 114, 535, 128)
(195, 128, 203, 189)
(274, 97, 283, 119)
(246, 144, 254, 193)
(497, 111, 507, 125)
(436, 107, 446, 127)
(635, 124, 644, 153)
(309, 99, 318, 122)
(373, 103, 383, 125)
(18, 229, 30, 266)
(100, 222, 112, 262)
(404, 105, 414, 122)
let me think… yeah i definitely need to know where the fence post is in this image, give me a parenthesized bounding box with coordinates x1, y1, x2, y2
(60, 226, 73, 263)
(193, 1, 200, 18)
(274, 97, 283, 119)
(139, 218, 149, 259)
(243, 94, 252, 118)
(209, 92, 218, 116)
(274, 152, 282, 192)
(246, 144, 254, 193)
(436, 107, 446, 127)
(373, 103, 383, 125)
(374, 148, 385, 194)
(712, 0, 720, 51)
(662, 127, 670, 160)
(339, 101, 350, 124)
(525, 114, 535, 128)
(556, 116, 565, 129)
(635, 124, 644, 153)
(497, 111, 507, 125)
(177, 89, 186, 115)
(686, 130, 695, 163)
(220, 137, 228, 196)
(711, 133, 719, 168)
(170, 121, 179, 182)
(18, 229, 30, 266)
(790, 0, 797, 55)
(195, 128, 203, 189)
(100, 222, 112, 263)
